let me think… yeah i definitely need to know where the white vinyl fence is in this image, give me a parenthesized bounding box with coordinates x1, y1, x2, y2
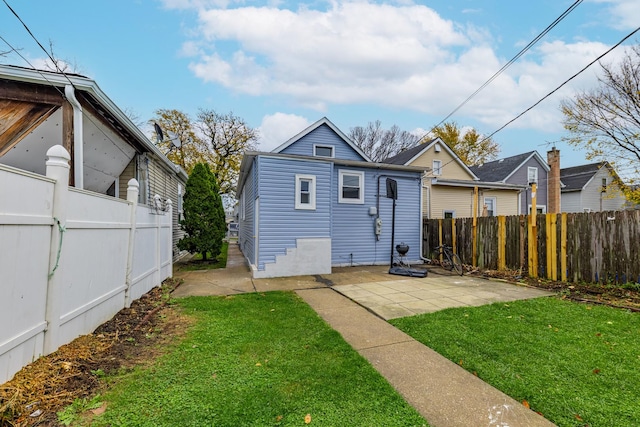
(0, 146, 172, 384)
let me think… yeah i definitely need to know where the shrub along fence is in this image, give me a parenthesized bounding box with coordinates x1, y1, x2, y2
(423, 210, 640, 284)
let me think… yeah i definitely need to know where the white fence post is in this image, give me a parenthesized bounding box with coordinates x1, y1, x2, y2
(166, 199, 173, 278)
(124, 179, 139, 308)
(43, 145, 70, 355)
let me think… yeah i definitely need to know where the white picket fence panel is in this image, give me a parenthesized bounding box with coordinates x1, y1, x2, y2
(0, 146, 172, 384)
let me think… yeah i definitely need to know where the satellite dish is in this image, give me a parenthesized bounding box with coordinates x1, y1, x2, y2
(153, 122, 164, 142)
(166, 131, 182, 149)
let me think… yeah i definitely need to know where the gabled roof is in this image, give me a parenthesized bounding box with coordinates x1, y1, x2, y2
(0, 64, 187, 181)
(382, 137, 479, 180)
(237, 151, 427, 194)
(560, 162, 612, 192)
(470, 151, 549, 182)
(271, 117, 371, 162)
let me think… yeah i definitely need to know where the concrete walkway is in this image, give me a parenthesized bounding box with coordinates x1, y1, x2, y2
(173, 244, 555, 427)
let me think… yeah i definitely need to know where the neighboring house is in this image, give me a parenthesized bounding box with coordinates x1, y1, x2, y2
(560, 162, 628, 212)
(0, 65, 188, 259)
(236, 117, 427, 278)
(383, 139, 524, 218)
(470, 151, 549, 214)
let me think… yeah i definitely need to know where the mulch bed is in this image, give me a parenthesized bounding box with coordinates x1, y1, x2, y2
(0, 278, 190, 427)
(470, 268, 640, 311)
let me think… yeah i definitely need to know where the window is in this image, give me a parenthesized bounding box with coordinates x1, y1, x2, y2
(339, 170, 364, 204)
(484, 197, 496, 216)
(527, 167, 538, 184)
(528, 204, 546, 214)
(432, 160, 442, 176)
(314, 144, 334, 158)
(295, 174, 316, 210)
(240, 191, 246, 220)
(444, 210, 455, 219)
(601, 177, 607, 192)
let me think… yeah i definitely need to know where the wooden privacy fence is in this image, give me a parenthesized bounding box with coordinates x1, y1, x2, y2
(423, 210, 640, 284)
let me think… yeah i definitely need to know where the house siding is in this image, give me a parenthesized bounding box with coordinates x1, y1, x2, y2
(410, 147, 473, 180)
(578, 169, 626, 212)
(256, 157, 332, 271)
(505, 157, 548, 213)
(238, 160, 256, 264)
(331, 168, 422, 266)
(429, 186, 475, 218)
(561, 191, 582, 212)
(279, 124, 366, 161)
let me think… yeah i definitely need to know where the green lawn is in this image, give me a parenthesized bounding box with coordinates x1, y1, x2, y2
(390, 297, 640, 427)
(87, 292, 428, 426)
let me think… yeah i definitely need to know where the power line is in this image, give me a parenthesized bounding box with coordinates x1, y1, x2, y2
(478, 25, 640, 145)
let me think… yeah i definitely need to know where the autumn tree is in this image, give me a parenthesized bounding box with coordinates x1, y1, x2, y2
(177, 163, 226, 261)
(430, 122, 500, 166)
(152, 109, 200, 173)
(194, 109, 258, 195)
(561, 44, 640, 203)
(349, 120, 420, 162)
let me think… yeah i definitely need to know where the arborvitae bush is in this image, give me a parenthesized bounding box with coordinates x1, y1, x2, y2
(177, 163, 226, 261)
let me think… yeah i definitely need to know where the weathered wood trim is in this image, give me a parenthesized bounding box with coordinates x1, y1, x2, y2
(0, 79, 63, 105)
(62, 99, 75, 186)
(0, 101, 58, 156)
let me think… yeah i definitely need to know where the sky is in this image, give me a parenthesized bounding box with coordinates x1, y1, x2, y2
(1, 0, 639, 173)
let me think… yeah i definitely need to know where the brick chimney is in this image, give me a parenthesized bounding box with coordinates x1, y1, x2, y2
(547, 148, 561, 213)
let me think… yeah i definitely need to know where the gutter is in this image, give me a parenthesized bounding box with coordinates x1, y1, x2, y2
(64, 84, 83, 189)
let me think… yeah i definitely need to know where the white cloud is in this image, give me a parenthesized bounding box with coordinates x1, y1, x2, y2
(589, 0, 640, 30)
(174, 0, 633, 134)
(256, 112, 311, 151)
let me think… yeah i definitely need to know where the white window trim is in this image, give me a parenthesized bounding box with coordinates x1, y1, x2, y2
(313, 144, 335, 158)
(484, 196, 497, 217)
(338, 170, 365, 204)
(433, 159, 442, 176)
(528, 166, 538, 184)
(443, 210, 456, 218)
(295, 174, 316, 210)
(528, 204, 546, 214)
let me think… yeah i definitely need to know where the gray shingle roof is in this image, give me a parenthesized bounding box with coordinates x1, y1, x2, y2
(381, 139, 436, 165)
(560, 162, 604, 192)
(469, 151, 536, 182)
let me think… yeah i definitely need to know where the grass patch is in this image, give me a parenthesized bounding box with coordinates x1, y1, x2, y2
(390, 297, 640, 427)
(175, 241, 228, 271)
(88, 292, 428, 426)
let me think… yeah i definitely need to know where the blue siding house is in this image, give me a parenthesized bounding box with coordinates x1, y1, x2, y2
(237, 118, 427, 278)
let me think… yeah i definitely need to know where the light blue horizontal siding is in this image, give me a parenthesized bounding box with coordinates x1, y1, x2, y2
(332, 168, 422, 266)
(279, 124, 366, 161)
(238, 159, 255, 264)
(257, 157, 331, 270)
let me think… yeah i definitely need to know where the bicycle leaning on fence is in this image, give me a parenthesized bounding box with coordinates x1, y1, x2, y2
(431, 245, 464, 276)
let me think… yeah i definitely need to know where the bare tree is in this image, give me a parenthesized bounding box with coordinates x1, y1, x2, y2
(195, 109, 258, 196)
(561, 44, 640, 203)
(349, 120, 420, 162)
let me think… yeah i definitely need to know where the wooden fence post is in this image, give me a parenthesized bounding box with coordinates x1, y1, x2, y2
(472, 186, 478, 268)
(44, 145, 70, 355)
(546, 214, 558, 280)
(561, 213, 567, 282)
(498, 216, 506, 270)
(528, 183, 538, 277)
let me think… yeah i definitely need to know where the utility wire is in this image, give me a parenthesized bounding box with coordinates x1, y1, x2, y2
(427, 0, 583, 137)
(478, 25, 640, 145)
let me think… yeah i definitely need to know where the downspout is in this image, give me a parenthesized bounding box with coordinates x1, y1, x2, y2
(64, 85, 83, 189)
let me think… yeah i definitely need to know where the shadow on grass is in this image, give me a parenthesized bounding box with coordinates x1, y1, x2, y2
(174, 241, 228, 271)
